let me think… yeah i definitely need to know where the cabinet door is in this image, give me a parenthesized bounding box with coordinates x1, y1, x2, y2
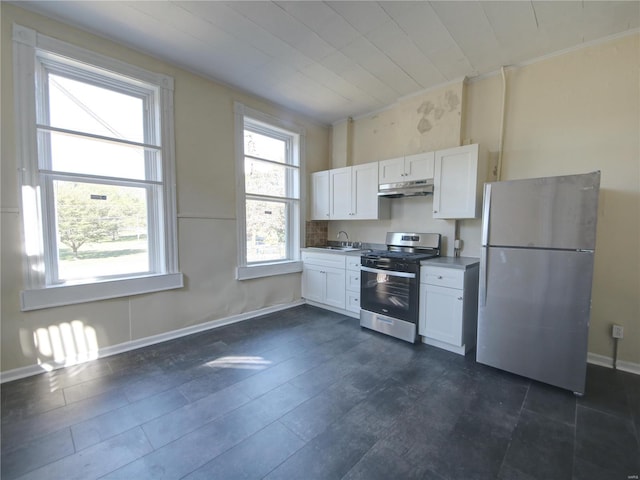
(424, 284, 464, 346)
(378, 157, 405, 184)
(346, 270, 360, 291)
(346, 291, 360, 313)
(324, 267, 346, 309)
(310, 171, 330, 220)
(302, 264, 325, 303)
(404, 152, 435, 181)
(433, 144, 479, 219)
(329, 167, 352, 219)
(352, 163, 379, 219)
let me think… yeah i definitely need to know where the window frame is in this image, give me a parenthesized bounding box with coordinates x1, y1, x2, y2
(234, 102, 305, 280)
(13, 24, 182, 311)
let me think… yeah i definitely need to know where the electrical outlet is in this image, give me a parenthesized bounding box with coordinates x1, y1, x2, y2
(612, 325, 624, 339)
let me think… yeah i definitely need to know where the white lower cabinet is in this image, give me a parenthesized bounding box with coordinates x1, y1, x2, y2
(301, 251, 349, 312)
(302, 263, 346, 310)
(419, 264, 479, 355)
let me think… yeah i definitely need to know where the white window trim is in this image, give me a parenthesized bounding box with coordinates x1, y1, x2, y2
(234, 102, 305, 280)
(13, 24, 182, 311)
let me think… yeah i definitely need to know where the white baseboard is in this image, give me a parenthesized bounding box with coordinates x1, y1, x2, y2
(587, 352, 640, 375)
(421, 337, 468, 356)
(304, 300, 359, 319)
(0, 299, 305, 384)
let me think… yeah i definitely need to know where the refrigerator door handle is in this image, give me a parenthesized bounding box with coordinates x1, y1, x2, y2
(481, 184, 492, 246)
(479, 247, 488, 307)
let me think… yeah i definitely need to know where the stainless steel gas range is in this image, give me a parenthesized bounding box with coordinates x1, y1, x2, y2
(360, 232, 441, 343)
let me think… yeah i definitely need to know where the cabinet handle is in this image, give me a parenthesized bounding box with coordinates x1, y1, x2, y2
(355, 277, 359, 281)
(437, 275, 443, 279)
(458, 296, 463, 300)
(434, 210, 438, 213)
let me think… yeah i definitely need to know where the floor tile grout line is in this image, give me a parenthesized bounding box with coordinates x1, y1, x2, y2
(576, 402, 637, 423)
(495, 380, 531, 478)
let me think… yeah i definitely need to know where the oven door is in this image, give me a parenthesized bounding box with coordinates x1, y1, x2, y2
(360, 265, 419, 324)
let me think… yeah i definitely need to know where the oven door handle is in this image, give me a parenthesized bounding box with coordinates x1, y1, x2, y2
(360, 266, 416, 279)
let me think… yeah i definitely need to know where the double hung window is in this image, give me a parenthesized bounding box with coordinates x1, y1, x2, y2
(14, 25, 181, 310)
(235, 103, 304, 280)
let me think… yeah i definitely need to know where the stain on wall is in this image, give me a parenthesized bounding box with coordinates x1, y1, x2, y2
(416, 90, 460, 135)
(350, 81, 464, 163)
(417, 117, 432, 134)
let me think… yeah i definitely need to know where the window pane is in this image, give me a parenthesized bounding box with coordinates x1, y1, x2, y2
(41, 130, 160, 181)
(245, 200, 287, 263)
(244, 130, 286, 163)
(245, 158, 292, 197)
(46, 73, 146, 144)
(53, 181, 150, 281)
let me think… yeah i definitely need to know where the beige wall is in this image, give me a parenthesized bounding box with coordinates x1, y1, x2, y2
(329, 82, 465, 254)
(0, 5, 330, 374)
(464, 33, 640, 365)
(331, 33, 639, 366)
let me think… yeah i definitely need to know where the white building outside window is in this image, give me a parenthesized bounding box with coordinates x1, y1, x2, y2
(13, 25, 182, 311)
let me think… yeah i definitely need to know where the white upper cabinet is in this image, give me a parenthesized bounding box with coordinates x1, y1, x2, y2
(327, 163, 388, 220)
(378, 157, 405, 184)
(433, 144, 488, 219)
(329, 167, 352, 220)
(351, 163, 380, 219)
(310, 170, 330, 220)
(379, 152, 435, 184)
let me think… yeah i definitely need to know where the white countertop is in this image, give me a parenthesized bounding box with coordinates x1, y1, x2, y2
(421, 256, 480, 269)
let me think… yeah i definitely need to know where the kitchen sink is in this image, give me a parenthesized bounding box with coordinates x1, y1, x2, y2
(307, 246, 362, 251)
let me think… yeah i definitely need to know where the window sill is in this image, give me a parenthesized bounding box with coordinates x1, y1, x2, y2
(20, 273, 184, 311)
(236, 261, 302, 280)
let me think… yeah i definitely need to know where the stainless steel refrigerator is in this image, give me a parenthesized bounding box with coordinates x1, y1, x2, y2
(476, 171, 600, 395)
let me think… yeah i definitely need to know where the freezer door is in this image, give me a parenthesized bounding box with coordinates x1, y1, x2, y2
(482, 172, 600, 250)
(477, 247, 594, 394)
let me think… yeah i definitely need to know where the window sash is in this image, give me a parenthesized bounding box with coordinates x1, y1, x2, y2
(244, 157, 300, 200)
(40, 176, 164, 285)
(36, 54, 159, 146)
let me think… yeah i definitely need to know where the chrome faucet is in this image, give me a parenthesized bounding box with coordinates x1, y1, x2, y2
(337, 230, 349, 246)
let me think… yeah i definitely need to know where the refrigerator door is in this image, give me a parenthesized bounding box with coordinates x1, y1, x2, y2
(482, 172, 600, 250)
(477, 246, 594, 394)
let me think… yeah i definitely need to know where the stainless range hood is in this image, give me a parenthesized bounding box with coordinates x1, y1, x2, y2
(378, 179, 434, 198)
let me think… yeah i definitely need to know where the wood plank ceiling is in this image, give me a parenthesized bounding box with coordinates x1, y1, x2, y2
(13, 1, 640, 124)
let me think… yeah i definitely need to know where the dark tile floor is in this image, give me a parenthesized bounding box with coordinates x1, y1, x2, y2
(1, 305, 639, 480)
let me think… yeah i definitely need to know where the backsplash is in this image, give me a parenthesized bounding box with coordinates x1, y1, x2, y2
(305, 221, 328, 247)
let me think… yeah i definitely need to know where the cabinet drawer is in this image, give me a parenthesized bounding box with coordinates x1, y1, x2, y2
(421, 266, 464, 288)
(346, 257, 362, 271)
(346, 271, 361, 291)
(302, 252, 346, 269)
(346, 291, 360, 313)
